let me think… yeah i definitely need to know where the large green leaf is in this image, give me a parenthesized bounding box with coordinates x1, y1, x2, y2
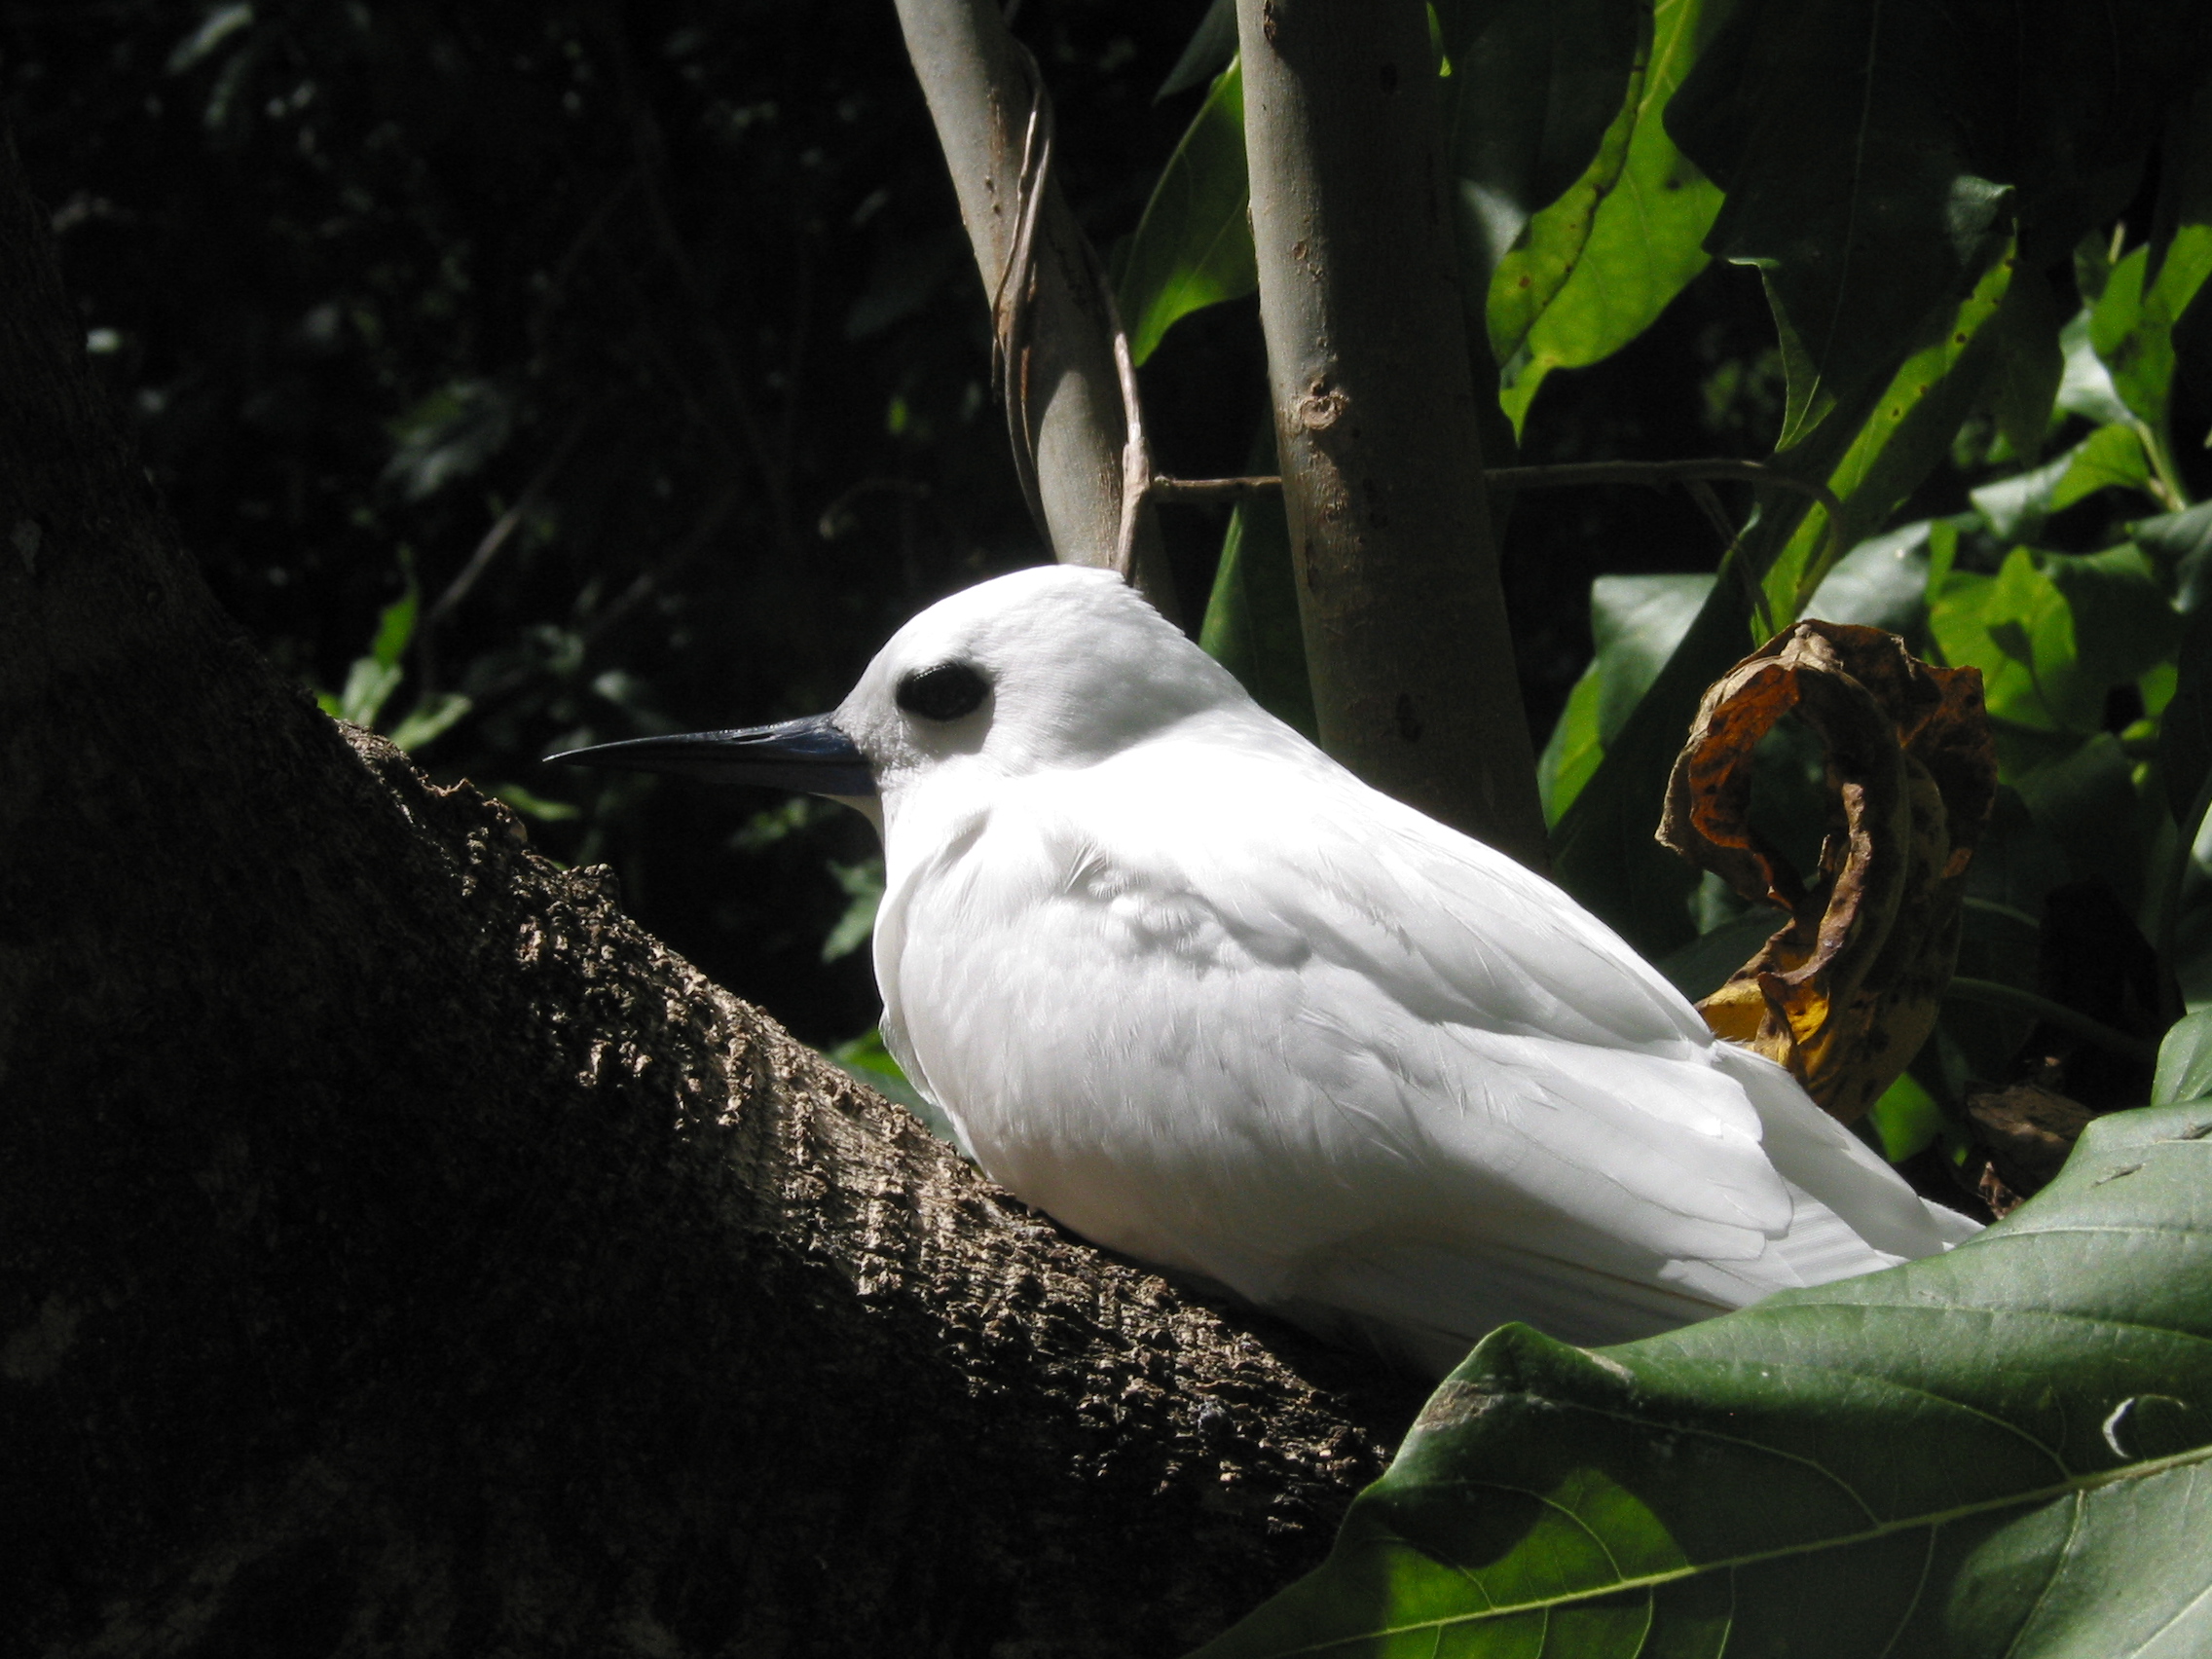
(1930, 545, 2177, 743)
(1665, 1, 2012, 444)
(1536, 573, 1714, 825)
(1666, 0, 2207, 448)
(1119, 62, 1257, 365)
(1436, 0, 1641, 285)
(1192, 1103, 2212, 1659)
(1757, 249, 2015, 625)
(1484, 0, 1721, 432)
(2092, 79, 2212, 457)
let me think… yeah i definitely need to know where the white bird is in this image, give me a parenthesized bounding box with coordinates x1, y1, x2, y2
(558, 564, 1979, 1376)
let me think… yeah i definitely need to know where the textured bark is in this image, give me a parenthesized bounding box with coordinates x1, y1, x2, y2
(892, 0, 1178, 617)
(0, 135, 1416, 1657)
(1234, 0, 1548, 869)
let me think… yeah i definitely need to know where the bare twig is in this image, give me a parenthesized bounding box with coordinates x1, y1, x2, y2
(989, 62, 1054, 540)
(1099, 276, 1153, 582)
(1148, 475, 1283, 503)
(425, 421, 587, 628)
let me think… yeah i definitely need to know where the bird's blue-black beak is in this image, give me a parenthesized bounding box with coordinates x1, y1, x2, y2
(545, 714, 876, 798)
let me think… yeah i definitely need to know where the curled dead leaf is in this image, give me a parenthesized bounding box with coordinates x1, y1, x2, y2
(1657, 622, 1998, 1123)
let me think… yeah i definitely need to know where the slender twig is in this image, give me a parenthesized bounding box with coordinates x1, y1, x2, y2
(1098, 276, 1152, 582)
(1943, 977, 2161, 1065)
(989, 55, 1053, 541)
(1148, 475, 1282, 503)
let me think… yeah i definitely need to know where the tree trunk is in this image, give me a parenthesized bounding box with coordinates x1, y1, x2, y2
(892, 0, 1179, 617)
(0, 134, 1415, 1658)
(1235, 0, 1548, 870)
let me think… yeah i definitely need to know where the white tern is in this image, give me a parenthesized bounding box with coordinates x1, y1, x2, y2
(557, 564, 1978, 1376)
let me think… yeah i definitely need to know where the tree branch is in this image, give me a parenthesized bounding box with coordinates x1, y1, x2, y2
(1234, 0, 1548, 868)
(0, 124, 1413, 1653)
(891, 0, 1178, 618)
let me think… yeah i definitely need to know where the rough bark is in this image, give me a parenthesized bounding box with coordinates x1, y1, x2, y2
(891, 0, 1179, 617)
(0, 134, 1417, 1657)
(1234, 0, 1548, 870)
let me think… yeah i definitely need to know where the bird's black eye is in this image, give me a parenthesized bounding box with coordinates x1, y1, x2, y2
(896, 661, 991, 722)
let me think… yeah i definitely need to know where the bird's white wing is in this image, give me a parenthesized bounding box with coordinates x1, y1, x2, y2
(875, 713, 1960, 1356)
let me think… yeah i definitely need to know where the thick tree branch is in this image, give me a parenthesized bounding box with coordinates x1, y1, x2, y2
(891, 0, 1178, 618)
(1234, 0, 1548, 869)
(0, 132, 1412, 1654)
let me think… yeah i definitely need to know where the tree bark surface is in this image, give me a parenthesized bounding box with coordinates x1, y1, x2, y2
(1235, 0, 1548, 869)
(0, 135, 1416, 1658)
(892, 0, 1179, 617)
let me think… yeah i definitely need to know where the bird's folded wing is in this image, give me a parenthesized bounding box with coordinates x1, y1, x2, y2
(880, 740, 1825, 1295)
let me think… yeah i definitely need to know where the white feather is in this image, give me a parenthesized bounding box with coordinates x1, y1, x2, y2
(833, 565, 1977, 1375)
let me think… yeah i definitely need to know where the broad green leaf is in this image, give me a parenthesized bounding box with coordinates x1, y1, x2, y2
(1864, 1068, 1945, 1162)
(1982, 263, 2063, 458)
(1759, 249, 2015, 625)
(2091, 238, 2212, 457)
(1488, 0, 1720, 431)
(2093, 82, 2212, 457)
(1534, 669, 1604, 829)
(2047, 423, 2154, 513)
(1667, 1, 2013, 445)
(2054, 306, 2134, 428)
(1156, 0, 1236, 102)
(2014, 733, 2150, 913)
(1536, 573, 1713, 825)
(2137, 500, 2212, 611)
(1437, 0, 1641, 295)
(2154, 1010, 2212, 1105)
(1192, 1103, 2212, 1659)
(1968, 424, 2154, 544)
(1930, 547, 2175, 741)
(1119, 63, 1256, 366)
(1796, 519, 1933, 638)
(1199, 438, 1317, 741)
(1549, 572, 1749, 957)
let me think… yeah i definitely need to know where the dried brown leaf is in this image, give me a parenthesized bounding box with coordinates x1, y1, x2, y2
(1657, 622, 1997, 1121)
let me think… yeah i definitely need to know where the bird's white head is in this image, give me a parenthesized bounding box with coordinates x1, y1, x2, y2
(833, 565, 1243, 799)
(546, 564, 1252, 817)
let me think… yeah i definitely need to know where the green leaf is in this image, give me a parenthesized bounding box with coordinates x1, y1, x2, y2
(2055, 305, 2135, 428)
(1437, 0, 1641, 296)
(1156, 0, 1236, 102)
(2013, 732, 2150, 913)
(1536, 573, 1712, 827)
(1199, 433, 1317, 740)
(1983, 264, 2064, 459)
(1667, 2, 2013, 445)
(386, 691, 471, 754)
(1119, 63, 1256, 366)
(1930, 546, 2176, 740)
(2092, 80, 2212, 454)
(2048, 423, 2155, 512)
(1968, 424, 2155, 545)
(1549, 572, 1751, 957)
(333, 655, 403, 729)
(1191, 1103, 2212, 1659)
(1487, 0, 1721, 432)
(2154, 1010, 2212, 1105)
(1864, 1068, 1945, 1162)
(1758, 249, 2016, 625)
(822, 858, 883, 963)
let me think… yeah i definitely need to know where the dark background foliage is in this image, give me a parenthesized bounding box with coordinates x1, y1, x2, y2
(3, 0, 1953, 1049)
